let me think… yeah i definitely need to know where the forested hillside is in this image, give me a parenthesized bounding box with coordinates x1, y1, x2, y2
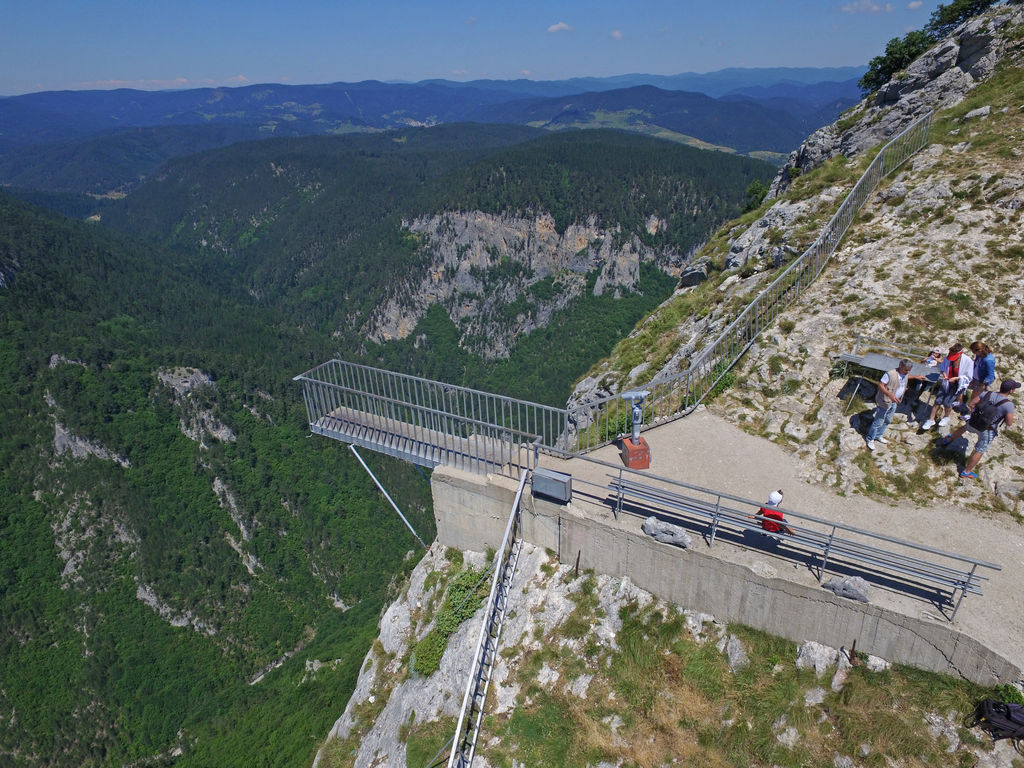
(101, 125, 773, 403)
(465, 85, 810, 154)
(0, 191, 435, 767)
(0, 70, 854, 197)
(1, 119, 770, 767)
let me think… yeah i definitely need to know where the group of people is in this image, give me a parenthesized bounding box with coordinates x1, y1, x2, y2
(864, 340, 1019, 480)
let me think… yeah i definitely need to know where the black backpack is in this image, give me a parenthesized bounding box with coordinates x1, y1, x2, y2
(966, 699, 1024, 753)
(968, 393, 1008, 432)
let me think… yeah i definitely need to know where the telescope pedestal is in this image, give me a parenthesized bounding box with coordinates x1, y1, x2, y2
(619, 436, 651, 470)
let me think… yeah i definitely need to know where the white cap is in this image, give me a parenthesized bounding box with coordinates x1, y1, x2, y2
(767, 490, 783, 506)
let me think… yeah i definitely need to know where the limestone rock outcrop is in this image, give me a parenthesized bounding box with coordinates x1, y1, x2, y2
(769, 3, 1024, 198)
(362, 211, 686, 359)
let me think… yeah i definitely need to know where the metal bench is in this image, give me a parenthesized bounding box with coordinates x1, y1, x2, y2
(609, 474, 998, 621)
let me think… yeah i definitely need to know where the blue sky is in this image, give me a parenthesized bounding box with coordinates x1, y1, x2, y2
(1, 0, 946, 96)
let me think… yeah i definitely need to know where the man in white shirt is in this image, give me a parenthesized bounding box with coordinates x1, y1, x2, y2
(866, 359, 920, 451)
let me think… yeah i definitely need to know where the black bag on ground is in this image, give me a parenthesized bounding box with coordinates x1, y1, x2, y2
(966, 699, 1024, 752)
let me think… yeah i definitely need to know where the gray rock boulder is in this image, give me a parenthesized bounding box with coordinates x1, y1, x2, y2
(823, 576, 871, 603)
(641, 516, 693, 548)
(796, 640, 840, 677)
(678, 259, 709, 287)
(717, 633, 750, 671)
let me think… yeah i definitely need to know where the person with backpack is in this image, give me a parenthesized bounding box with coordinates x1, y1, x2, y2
(939, 379, 1019, 479)
(921, 343, 973, 430)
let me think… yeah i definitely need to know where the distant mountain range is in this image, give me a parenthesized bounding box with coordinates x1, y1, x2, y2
(462, 85, 836, 155)
(413, 66, 866, 99)
(0, 67, 863, 196)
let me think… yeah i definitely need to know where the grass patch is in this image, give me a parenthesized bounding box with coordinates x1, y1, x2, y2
(405, 715, 456, 768)
(888, 455, 939, 503)
(780, 378, 800, 395)
(854, 452, 896, 498)
(316, 735, 358, 768)
(560, 572, 604, 640)
(412, 565, 489, 677)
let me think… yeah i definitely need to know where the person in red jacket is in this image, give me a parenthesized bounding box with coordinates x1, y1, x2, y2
(754, 489, 794, 536)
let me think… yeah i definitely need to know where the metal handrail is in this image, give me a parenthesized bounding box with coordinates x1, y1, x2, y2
(448, 470, 528, 768)
(602, 459, 999, 620)
(567, 110, 934, 452)
(296, 358, 566, 439)
(295, 359, 559, 474)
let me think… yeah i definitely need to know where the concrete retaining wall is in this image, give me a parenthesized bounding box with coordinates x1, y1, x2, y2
(430, 466, 1020, 685)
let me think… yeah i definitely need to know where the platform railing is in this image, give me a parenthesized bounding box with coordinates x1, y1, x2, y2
(567, 110, 934, 452)
(295, 359, 566, 475)
(600, 457, 999, 621)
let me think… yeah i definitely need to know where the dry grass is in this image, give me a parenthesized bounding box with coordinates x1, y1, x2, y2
(467, 577, 1007, 768)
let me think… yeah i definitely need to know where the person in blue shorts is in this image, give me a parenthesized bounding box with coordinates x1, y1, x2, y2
(940, 379, 1018, 479)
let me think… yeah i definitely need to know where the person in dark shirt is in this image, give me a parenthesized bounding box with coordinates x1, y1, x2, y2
(940, 379, 1019, 480)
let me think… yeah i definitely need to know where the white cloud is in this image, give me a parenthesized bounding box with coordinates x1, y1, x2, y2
(610, 29, 623, 40)
(547, 21, 572, 33)
(465, 15, 477, 26)
(907, 0, 922, 8)
(841, 0, 894, 12)
(520, 69, 532, 76)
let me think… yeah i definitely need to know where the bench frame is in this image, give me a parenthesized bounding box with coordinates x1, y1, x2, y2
(609, 470, 998, 622)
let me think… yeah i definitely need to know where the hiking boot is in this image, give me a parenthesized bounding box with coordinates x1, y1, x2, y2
(921, 419, 935, 430)
(866, 439, 876, 451)
(938, 416, 950, 427)
(959, 470, 978, 480)
(938, 435, 953, 446)
(876, 436, 889, 444)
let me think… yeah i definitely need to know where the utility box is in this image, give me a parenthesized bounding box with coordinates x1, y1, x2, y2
(532, 467, 572, 504)
(620, 436, 651, 470)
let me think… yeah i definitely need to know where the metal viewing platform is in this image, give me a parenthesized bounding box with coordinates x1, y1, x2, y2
(294, 358, 567, 476)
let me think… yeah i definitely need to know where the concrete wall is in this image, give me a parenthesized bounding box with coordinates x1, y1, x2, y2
(430, 466, 1020, 685)
(431, 467, 560, 553)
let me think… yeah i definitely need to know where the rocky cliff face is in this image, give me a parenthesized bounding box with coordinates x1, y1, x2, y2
(570, 4, 1024, 512)
(770, 3, 1024, 197)
(362, 211, 682, 358)
(316, 541, 1023, 768)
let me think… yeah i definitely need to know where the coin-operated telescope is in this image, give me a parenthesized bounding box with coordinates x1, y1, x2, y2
(618, 390, 651, 469)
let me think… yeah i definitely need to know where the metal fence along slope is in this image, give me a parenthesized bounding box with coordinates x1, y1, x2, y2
(567, 110, 934, 452)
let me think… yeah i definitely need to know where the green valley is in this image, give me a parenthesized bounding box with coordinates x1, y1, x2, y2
(1, 122, 770, 766)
